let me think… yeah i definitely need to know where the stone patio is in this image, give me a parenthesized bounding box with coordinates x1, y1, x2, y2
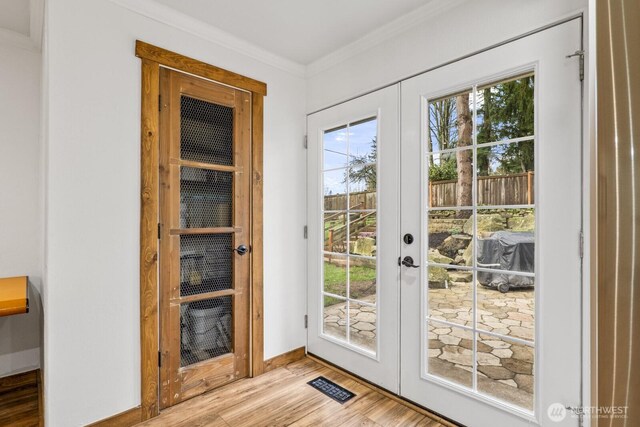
(322, 280, 535, 410)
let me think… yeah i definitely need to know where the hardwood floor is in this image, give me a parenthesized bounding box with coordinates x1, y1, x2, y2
(0, 370, 41, 427)
(137, 357, 453, 427)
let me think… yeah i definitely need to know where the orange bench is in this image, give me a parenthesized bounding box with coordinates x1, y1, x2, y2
(0, 276, 28, 317)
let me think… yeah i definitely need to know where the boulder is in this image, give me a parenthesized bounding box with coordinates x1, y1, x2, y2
(509, 213, 535, 232)
(428, 266, 449, 289)
(437, 234, 472, 258)
(464, 214, 504, 235)
(353, 237, 375, 256)
(428, 249, 453, 265)
(462, 242, 474, 266)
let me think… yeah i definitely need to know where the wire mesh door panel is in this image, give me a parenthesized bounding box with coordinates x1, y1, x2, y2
(159, 68, 251, 408)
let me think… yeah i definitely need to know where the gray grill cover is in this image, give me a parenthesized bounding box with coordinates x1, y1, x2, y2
(477, 231, 535, 288)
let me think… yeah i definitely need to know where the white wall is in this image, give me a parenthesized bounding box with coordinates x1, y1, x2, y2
(43, 0, 306, 425)
(306, 0, 587, 112)
(0, 42, 42, 378)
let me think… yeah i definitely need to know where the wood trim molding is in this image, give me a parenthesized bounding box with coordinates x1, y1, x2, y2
(307, 354, 460, 427)
(263, 347, 306, 373)
(138, 41, 266, 421)
(135, 41, 267, 96)
(250, 93, 265, 377)
(140, 58, 161, 421)
(86, 407, 142, 427)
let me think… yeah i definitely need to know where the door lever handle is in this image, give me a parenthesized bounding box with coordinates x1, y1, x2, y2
(233, 244, 249, 255)
(400, 256, 419, 268)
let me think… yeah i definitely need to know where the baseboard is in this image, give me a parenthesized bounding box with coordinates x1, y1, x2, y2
(307, 353, 461, 427)
(263, 346, 306, 373)
(86, 407, 142, 427)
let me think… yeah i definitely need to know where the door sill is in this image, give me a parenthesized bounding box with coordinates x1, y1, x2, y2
(306, 353, 462, 427)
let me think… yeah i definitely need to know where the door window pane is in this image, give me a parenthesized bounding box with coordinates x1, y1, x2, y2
(324, 254, 347, 297)
(477, 141, 534, 206)
(427, 89, 475, 152)
(181, 296, 233, 366)
(180, 96, 233, 166)
(180, 167, 232, 228)
(477, 75, 535, 144)
(427, 320, 473, 388)
(428, 150, 473, 208)
(349, 301, 377, 353)
(322, 117, 378, 355)
(180, 234, 232, 296)
(323, 298, 347, 341)
(476, 333, 534, 410)
(425, 73, 536, 412)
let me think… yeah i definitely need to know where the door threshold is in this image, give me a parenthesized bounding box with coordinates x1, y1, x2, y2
(306, 353, 463, 427)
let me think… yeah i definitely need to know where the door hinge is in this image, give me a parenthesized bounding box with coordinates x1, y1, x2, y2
(304, 225, 308, 239)
(304, 315, 308, 329)
(158, 223, 162, 239)
(158, 351, 162, 367)
(158, 94, 162, 111)
(579, 231, 584, 259)
(566, 50, 585, 82)
(304, 135, 308, 149)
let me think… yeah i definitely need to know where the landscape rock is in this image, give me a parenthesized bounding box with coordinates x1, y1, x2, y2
(464, 214, 504, 235)
(437, 234, 472, 258)
(428, 249, 454, 265)
(428, 266, 449, 289)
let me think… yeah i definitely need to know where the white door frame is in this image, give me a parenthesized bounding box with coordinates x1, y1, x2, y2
(399, 19, 583, 426)
(307, 85, 400, 392)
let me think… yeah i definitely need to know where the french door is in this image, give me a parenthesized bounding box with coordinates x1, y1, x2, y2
(159, 68, 251, 408)
(307, 85, 400, 392)
(307, 19, 582, 426)
(400, 19, 582, 426)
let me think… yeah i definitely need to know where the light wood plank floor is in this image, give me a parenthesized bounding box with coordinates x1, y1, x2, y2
(137, 357, 451, 427)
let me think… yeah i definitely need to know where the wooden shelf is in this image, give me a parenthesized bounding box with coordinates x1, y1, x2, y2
(0, 276, 28, 317)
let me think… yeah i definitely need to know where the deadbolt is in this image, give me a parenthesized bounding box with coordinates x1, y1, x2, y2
(403, 233, 414, 244)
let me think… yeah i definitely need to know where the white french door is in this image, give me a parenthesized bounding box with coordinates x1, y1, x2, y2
(400, 20, 582, 426)
(308, 19, 583, 426)
(307, 85, 400, 392)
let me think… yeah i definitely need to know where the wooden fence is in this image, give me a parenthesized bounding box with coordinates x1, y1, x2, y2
(324, 190, 377, 211)
(323, 172, 534, 209)
(429, 172, 534, 207)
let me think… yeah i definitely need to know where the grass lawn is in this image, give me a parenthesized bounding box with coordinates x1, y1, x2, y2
(323, 261, 376, 306)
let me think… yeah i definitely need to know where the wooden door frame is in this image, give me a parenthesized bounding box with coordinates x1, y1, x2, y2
(136, 40, 266, 421)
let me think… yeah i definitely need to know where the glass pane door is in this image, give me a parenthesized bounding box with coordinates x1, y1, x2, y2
(400, 20, 583, 426)
(159, 69, 251, 408)
(307, 85, 400, 393)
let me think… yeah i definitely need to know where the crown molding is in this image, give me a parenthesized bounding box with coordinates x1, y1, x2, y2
(306, 0, 467, 77)
(109, 0, 306, 77)
(0, 27, 38, 52)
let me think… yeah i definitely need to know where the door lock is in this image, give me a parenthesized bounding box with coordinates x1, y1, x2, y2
(403, 233, 414, 244)
(400, 256, 419, 268)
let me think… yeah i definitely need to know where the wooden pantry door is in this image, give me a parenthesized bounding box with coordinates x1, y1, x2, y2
(159, 68, 251, 408)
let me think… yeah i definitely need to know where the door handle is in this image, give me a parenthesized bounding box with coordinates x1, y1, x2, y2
(400, 256, 419, 268)
(233, 244, 249, 255)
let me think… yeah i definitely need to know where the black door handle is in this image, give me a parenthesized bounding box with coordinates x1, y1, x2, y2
(233, 244, 249, 255)
(401, 256, 419, 268)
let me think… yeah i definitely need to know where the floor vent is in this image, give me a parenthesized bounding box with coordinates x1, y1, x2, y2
(307, 376, 355, 404)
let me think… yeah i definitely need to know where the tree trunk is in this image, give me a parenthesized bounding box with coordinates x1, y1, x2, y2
(456, 93, 473, 218)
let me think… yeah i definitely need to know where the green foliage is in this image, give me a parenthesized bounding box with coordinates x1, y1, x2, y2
(429, 157, 458, 181)
(477, 76, 535, 174)
(347, 137, 377, 190)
